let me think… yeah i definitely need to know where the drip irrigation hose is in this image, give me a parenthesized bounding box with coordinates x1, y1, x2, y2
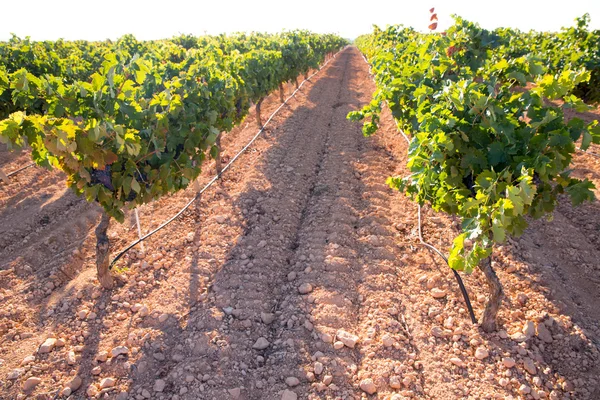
(360, 50, 476, 324)
(4, 162, 35, 178)
(109, 51, 341, 269)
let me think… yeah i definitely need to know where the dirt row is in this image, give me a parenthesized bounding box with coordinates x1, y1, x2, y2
(0, 47, 599, 400)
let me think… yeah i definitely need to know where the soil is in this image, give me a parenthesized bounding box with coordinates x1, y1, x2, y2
(0, 47, 599, 400)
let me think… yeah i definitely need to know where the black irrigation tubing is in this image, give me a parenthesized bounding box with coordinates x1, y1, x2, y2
(109, 51, 341, 269)
(417, 204, 478, 324)
(4, 162, 36, 178)
(360, 51, 477, 324)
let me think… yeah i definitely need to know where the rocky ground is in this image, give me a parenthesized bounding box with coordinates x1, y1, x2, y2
(0, 47, 599, 400)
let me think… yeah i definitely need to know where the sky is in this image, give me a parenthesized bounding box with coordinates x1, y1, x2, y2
(2, 0, 600, 42)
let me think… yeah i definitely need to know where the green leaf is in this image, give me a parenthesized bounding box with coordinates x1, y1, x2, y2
(131, 177, 141, 194)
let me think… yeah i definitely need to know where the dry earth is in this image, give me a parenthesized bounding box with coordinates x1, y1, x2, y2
(0, 47, 599, 400)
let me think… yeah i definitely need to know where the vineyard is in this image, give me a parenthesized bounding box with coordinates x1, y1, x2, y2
(1, 15, 600, 400)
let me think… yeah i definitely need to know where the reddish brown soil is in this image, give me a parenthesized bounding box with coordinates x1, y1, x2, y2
(0, 48, 599, 400)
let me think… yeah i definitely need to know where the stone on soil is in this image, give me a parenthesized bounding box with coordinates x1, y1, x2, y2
(502, 357, 516, 368)
(298, 283, 313, 294)
(253, 337, 270, 350)
(100, 377, 116, 389)
(359, 378, 377, 394)
(23, 377, 41, 391)
(282, 389, 298, 400)
(475, 347, 489, 360)
(67, 376, 83, 391)
(285, 377, 300, 387)
(8, 369, 24, 379)
(523, 358, 537, 375)
(536, 323, 553, 343)
(336, 329, 359, 348)
(450, 357, 466, 367)
(431, 288, 446, 299)
(154, 379, 166, 392)
(261, 312, 275, 325)
(38, 338, 57, 353)
(111, 346, 129, 357)
(314, 361, 324, 375)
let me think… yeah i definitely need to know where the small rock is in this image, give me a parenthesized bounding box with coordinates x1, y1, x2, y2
(96, 351, 109, 362)
(510, 332, 528, 342)
(517, 293, 528, 305)
(100, 377, 116, 389)
(450, 357, 466, 367)
(131, 303, 143, 312)
(139, 306, 150, 317)
(519, 384, 532, 395)
(333, 341, 344, 350)
(322, 375, 333, 385)
(67, 376, 82, 391)
(382, 334, 395, 347)
(523, 321, 536, 338)
(253, 337, 270, 350)
(475, 347, 489, 360)
(502, 357, 516, 368)
(158, 314, 169, 323)
(38, 338, 57, 354)
(223, 307, 234, 315)
(298, 283, 313, 294)
(285, 377, 300, 387)
(228, 387, 241, 398)
(91, 366, 102, 375)
(336, 329, 359, 348)
(430, 326, 445, 338)
(431, 288, 447, 299)
(389, 376, 402, 389)
(62, 387, 72, 397)
(111, 346, 129, 357)
(67, 351, 77, 365)
(320, 333, 333, 343)
(154, 379, 166, 392)
(87, 385, 99, 397)
(536, 323, 553, 343)
(523, 358, 537, 375)
(21, 356, 35, 365)
(8, 369, 24, 380)
(215, 215, 226, 224)
(261, 313, 275, 325)
(359, 378, 377, 394)
(281, 389, 297, 400)
(287, 272, 297, 281)
(314, 361, 324, 375)
(23, 377, 42, 391)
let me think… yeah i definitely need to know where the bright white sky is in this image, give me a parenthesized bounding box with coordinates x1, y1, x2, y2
(2, 0, 600, 41)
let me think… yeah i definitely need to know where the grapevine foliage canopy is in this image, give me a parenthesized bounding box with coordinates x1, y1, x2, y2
(0, 32, 347, 221)
(349, 16, 600, 272)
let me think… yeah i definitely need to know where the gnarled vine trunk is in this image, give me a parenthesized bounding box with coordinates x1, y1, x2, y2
(479, 256, 503, 332)
(256, 99, 263, 128)
(279, 83, 284, 103)
(95, 211, 114, 289)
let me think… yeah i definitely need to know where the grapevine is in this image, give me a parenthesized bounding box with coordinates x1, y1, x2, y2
(349, 12, 600, 331)
(0, 32, 347, 288)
